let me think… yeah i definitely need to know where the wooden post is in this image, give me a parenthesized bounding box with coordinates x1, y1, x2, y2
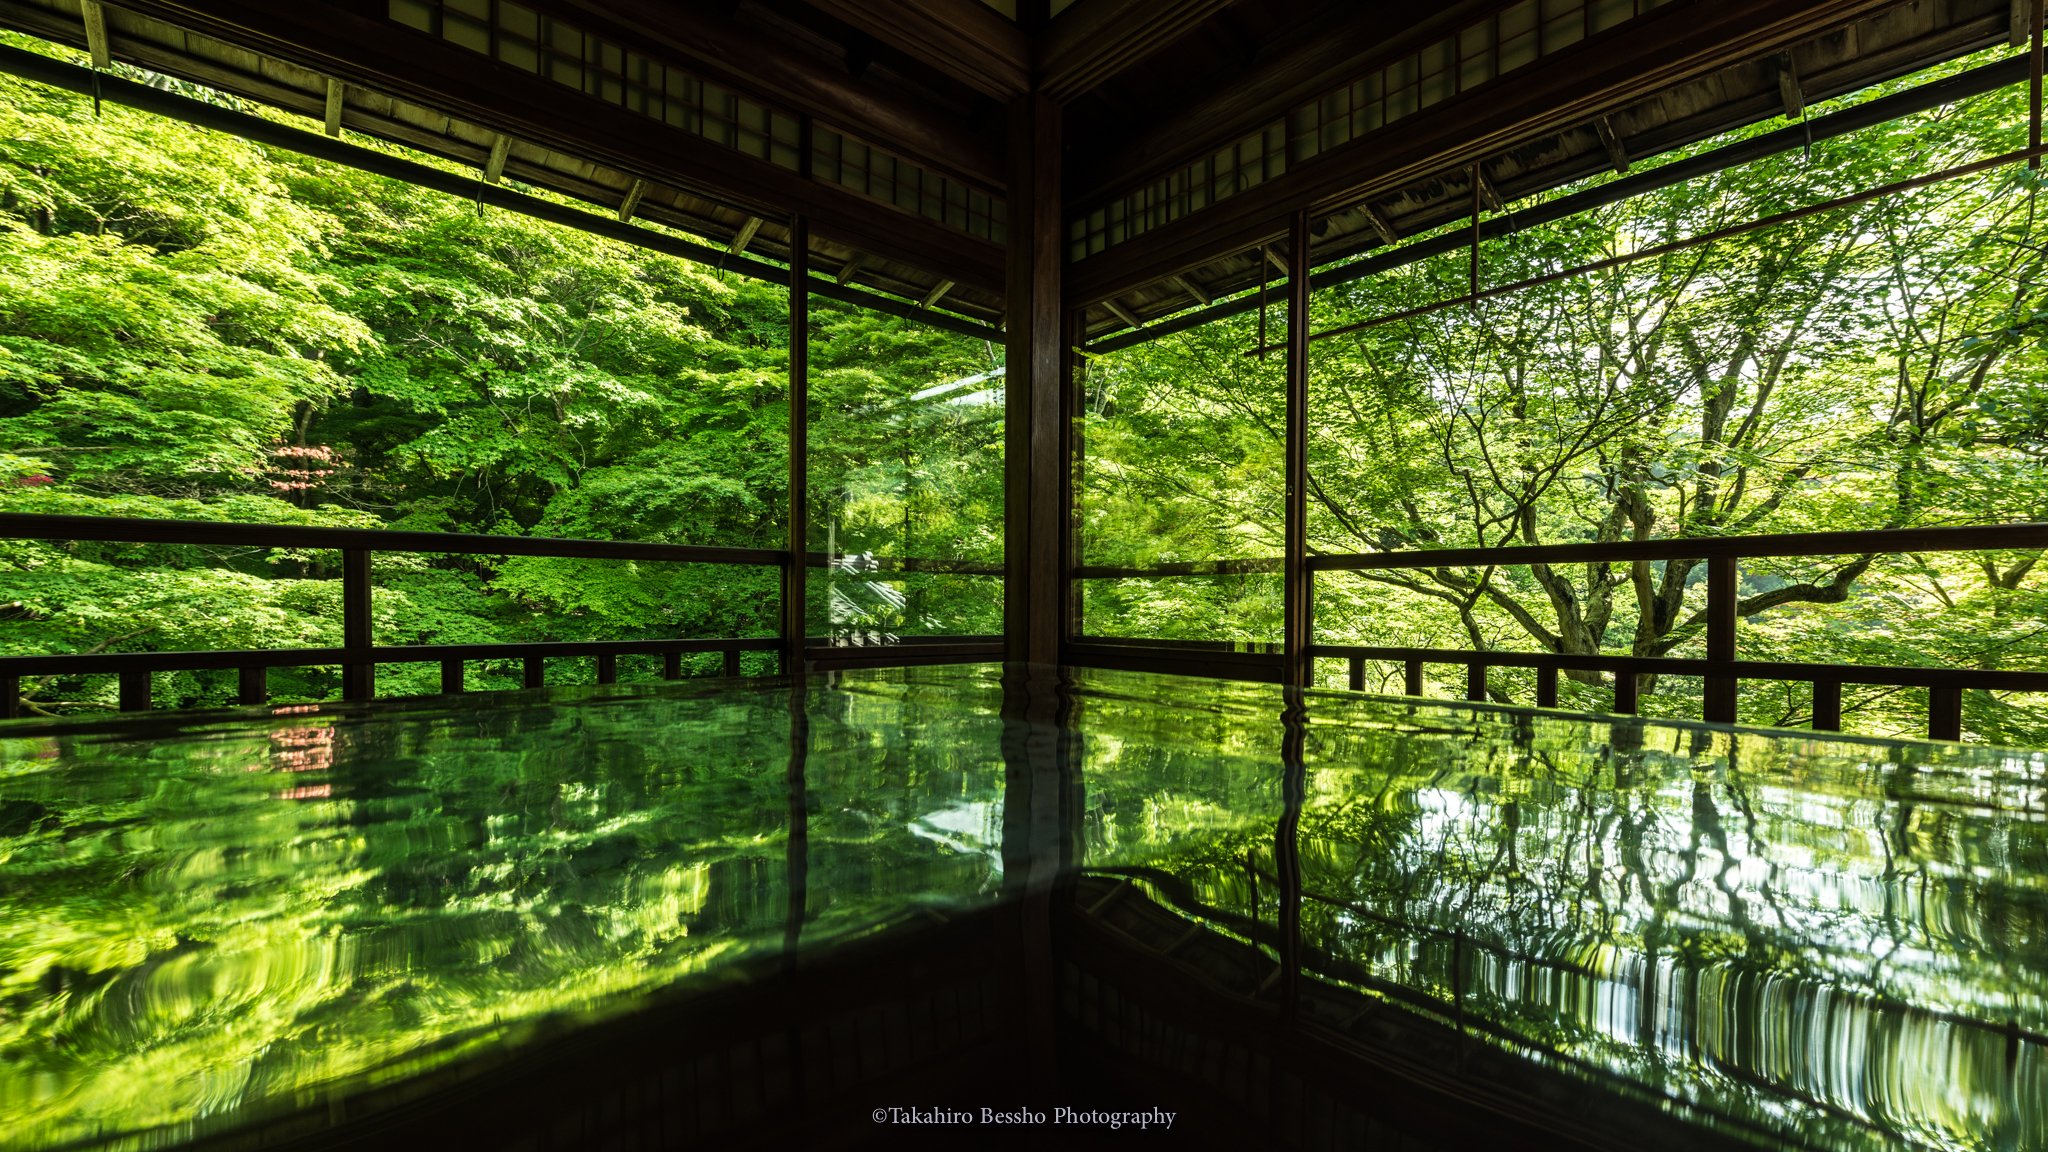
(1283, 211, 1311, 689)
(1703, 555, 1738, 722)
(1614, 669, 1639, 714)
(119, 669, 149, 712)
(523, 656, 544, 689)
(723, 647, 743, 678)
(1537, 665, 1559, 708)
(664, 651, 683, 681)
(1811, 677, 1842, 731)
(0, 675, 17, 720)
(1404, 658, 1424, 697)
(785, 214, 810, 678)
(1005, 92, 1062, 666)
(1065, 307, 1088, 641)
(1347, 656, 1365, 691)
(237, 666, 266, 706)
(596, 653, 617, 684)
(441, 658, 464, 695)
(1465, 661, 1487, 702)
(341, 548, 373, 701)
(1929, 687, 1963, 741)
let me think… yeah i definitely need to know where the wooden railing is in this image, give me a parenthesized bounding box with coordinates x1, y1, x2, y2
(1072, 522, 2048, 741)
(0, 513, 1002, 717)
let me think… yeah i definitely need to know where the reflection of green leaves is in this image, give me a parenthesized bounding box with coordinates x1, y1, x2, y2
(0, 670, 1009, 1148)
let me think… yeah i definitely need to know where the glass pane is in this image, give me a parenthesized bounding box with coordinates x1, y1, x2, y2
(1303, 63, 2048, 740)
(0, 54, 789, 711)
(1076, 254, 1286, 643)
(805, 295, 1005, 642)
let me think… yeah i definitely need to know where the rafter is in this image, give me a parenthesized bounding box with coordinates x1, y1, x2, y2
(322, 75, 343, 136)
(1040, 0, 1235, 104)
(729, 216, 762, 255)
(798, 0, 1027, 100)
(79, 0, 107, 67)
(1594, 115, 1630, 173)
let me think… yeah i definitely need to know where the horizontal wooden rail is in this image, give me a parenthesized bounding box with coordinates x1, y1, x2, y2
(1073, 522, 2048, 579)
(1307, 522, 2048, 571)
(1073, 558, 1285, 578)
(1072, 523, 2048, 740)
(0, 638, 783, 718)
(1311, 644, 2048, 742)
(1067, 639, 1285, 683)
(0, 512, 787, 565)
(805, 552, 1005, 576)
(0, 514, 1006, 720)
(808, 638, 1005, 668)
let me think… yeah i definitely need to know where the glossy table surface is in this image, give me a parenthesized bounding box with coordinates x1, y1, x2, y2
(0, 664, 2041, 1151)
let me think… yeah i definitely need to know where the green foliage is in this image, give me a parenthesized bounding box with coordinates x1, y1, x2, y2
(2, 37, 2044, 741)
(0, 53, 1007, 710)
(1078, 62, 2048, 743)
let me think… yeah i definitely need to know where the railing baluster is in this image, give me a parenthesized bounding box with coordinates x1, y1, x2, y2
(1347, 655, 1364, 691)
(1704, 555, 1738, 723)
(119, 669, 150, 712)
(237, 666, 266, 706)
(723, 647, 742, 678)
(523, 655, 545, 689)
(596, 653, 618, 684)
(441, 658, 464, 695)
(341, 548, 374, 702)
(1, 675, 18, 720)
(1404, 658, 1424, 697)
(1613, 669, 1638, 714)
(1466, 662, 1487, 702)
(1929, 686, 1963, 741)
(1536, 664, 1559, 708)
(1812, 678, 1842, 731)
(664, 651, 683, 680)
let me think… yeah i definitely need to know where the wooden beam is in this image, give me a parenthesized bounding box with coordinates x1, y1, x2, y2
(548, 0, 1004, 187)
(80, 0, 109, 68)
(799, 0, 1029, 101)
(1074, 0, 1503, 201)
(921, 279, 954, 308)
(1004, 91, 1062, 665)
(729, 215, 763, 255)
(1040, 0, 1236, 104)
(1282, 208, 1310, 690)
(835, 252, 863, 285)
(1363, 205, 1399, 246)
(784, 215, 809, 678)
(1168, 273, 1210, 306)
(1474, 167, 1502, 212)
(617, 177, 647, 222)
(1594, 114, 1630, 173)
(1069, 0, 1910, 306)
(1264, 246, 1289, 275)
(483, 133, 510, 184)
(108, 0, 1005, 292)
(2015, 0, 2032, 47)
(1776, 55, 1805, 119)
(1102, 299, 1144, 330)
(322, 75, 343, 136)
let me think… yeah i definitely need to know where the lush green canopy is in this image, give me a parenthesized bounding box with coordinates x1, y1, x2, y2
(0, 34, 2042, 742)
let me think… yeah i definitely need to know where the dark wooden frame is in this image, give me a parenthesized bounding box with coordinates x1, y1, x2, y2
(1064, 521, 2048, 740)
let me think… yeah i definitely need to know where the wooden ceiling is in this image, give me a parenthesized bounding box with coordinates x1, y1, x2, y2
(0, 0, 2027, 339)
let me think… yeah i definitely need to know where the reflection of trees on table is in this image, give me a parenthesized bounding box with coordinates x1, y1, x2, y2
(1072, 677, 2048, 1152)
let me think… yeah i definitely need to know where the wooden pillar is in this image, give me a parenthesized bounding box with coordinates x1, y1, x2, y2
(1005, 93, 1062, 666)
(1282, 210, 1312, 688)
(341, 547, 373, 701)
(785, 215, 810, 677)
(1703, 555, 1738, 722)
